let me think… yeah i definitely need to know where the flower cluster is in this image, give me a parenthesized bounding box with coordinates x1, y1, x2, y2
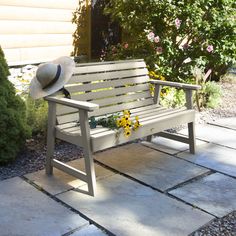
(149, 71, 165, 81)
(116, 110, 141, 137)
(146, 30, 163, 55)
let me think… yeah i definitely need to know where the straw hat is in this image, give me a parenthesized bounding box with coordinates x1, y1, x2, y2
(29, 56, 75, 99)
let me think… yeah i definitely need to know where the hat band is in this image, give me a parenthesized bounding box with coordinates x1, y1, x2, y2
(42, 64, 62, 89)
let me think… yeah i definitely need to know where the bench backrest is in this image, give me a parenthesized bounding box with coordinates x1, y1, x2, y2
(56, 59, 154, 125)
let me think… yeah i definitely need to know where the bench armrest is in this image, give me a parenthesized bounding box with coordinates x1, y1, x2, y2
(150, 80, 201, 90)
(45, 96, 99, 111)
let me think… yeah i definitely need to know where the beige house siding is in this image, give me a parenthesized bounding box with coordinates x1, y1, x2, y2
(0, 0, 84, 66)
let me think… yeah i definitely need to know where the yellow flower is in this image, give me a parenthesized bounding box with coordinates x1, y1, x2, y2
(116, 119, 122, 127)
(124, 127, 131, 137)
(123, 110, 131, 117)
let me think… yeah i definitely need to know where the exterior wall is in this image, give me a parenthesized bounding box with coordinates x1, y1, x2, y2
(0, 0, 90, 66)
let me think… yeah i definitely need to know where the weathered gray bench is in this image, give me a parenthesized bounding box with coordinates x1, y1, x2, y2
(45, 59, 201, 196)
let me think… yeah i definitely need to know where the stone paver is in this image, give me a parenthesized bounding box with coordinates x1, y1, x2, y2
(71, 225, 107, 236)
(25, 159, 114, 195)
(57, 173, 213, 236)
(0, 177, 88, 236)
(209, 117, 236, 130)
(177, 143, 236, 177)
(142, 137, 206, 154)
(179, 124, 236, 149)
(95, 143, 209, 191)
(169, 173, 236, 217)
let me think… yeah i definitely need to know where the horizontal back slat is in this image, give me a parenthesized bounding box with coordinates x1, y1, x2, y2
(56, 91, 151, 116)
(90, 98, 154, 117)
(66, 76, 149, 93)
(73, 60, 146, 74)
(72, 84, 150, 101)
(68, 68, 148, 84)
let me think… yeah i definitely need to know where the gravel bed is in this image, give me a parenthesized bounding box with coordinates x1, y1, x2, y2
(0, 139, 82, 181)
(0, 81, 236, 235)
(190, 211, 236, 236)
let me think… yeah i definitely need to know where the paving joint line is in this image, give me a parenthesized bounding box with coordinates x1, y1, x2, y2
(140, 141, 224, 178)
(173, 154, 236, 180)
(164, 170, 214, 193)
(207, 122, 236, 131)
(20, 175, 114, 236)
(94, 159, 218, 219)
(62, 225, 89, 236)
(174, 131, 236, 151)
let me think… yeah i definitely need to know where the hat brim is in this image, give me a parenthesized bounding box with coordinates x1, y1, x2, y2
(30, 56, 75, 99)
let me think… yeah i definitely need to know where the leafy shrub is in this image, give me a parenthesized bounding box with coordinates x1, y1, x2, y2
(198, 81, 222, 108)
(160, 87, 186, 108)
(8, 65, 48, 136)
(105, 0, 236, 81)
(0, 47, 30, 164)
(25, 96, 48, 136)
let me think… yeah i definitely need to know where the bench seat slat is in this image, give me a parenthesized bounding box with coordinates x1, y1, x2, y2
(56, 102, 161, 125)
(56, 107, 186, 136)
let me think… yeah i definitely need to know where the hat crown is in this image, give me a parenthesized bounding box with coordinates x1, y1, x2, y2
(36, 63, 59, 89)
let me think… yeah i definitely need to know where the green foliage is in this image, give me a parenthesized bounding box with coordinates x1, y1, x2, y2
(0, 47, 30, 164)
(198, 81, 222, 108)
(105, 0, 236, 81)
(160, 87, 186, 108)
(25, 96, 48, 136)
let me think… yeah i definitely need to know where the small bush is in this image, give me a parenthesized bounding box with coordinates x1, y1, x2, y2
(198, 81, 222, 108)
(0, 47, 30, 164)
(160, 87, 186, 108)
(25, 96, 48, 136)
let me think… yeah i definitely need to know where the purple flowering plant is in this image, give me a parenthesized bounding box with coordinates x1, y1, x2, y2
(104, 0, 236, 82)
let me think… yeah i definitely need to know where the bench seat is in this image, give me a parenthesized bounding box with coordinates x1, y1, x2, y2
(56, 106, 194, 152)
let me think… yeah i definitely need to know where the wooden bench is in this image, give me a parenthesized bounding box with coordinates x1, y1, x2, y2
(45, 59, 201, 196)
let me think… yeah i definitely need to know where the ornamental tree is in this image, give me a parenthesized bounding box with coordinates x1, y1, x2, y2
(105, 0, 236, 82)
(0, 47, 30, 164)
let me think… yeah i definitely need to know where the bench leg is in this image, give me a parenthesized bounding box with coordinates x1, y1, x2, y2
(146, 135, 152, 142)
(79, 109, 96, 196)
(46, 102, 56, 175)
(84, 146, 96, 196)
(46, 135, 55, 175)
(188, 122, 196, 154)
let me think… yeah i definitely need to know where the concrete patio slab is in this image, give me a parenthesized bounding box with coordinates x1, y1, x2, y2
(169, 173, 236, 217)
(179, 124, 236, 149)
(25, 159, 114, 196)
(57, 174, 213, 236)
(142, 137, 206, 154)
(177, 143, 236, 177)
(209, 117, 236, 130)
(71, 225, 106, 236)
(0, 177, 88, 236)
(95, 143, 209, 191)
